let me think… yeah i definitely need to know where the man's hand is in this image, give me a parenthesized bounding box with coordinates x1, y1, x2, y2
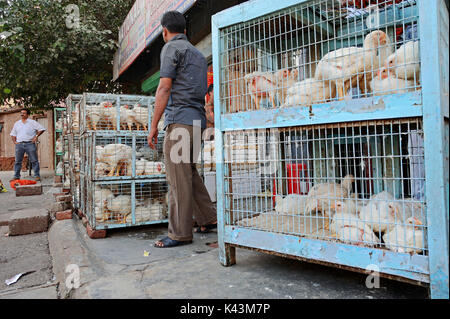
(147, 127, 158, 150)
(31, 136, 38, 143)
(13, 141, 19, 145)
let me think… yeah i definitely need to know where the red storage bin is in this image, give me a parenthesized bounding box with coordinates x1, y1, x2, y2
(272, 163, 309, 206)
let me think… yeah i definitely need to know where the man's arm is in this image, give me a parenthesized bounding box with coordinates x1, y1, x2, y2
(10, 124, 18, 145)
(32, 129, 45, 143)
(31, 120, 46, 143)
(147, 77, 172, 149)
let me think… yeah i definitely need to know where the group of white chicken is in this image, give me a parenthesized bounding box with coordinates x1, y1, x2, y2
(84, 102, 165, 132)
(275, 174, 426, 254)
(85, 102, 151, 131)
(244, 30, 420, 109)
(93, 186, 168, 224)
(95, 144, 165, 178)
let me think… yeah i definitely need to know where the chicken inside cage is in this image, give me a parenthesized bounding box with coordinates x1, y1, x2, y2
(221, 0, 421, 113)
(228, 118, 427, 255)
(81, 95, 161, 132)
(92, 182, 168, 226)
(92, 135, 165, 179)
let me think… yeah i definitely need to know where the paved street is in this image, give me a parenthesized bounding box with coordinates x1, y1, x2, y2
(0, 169, 430, 299)
(0, 170, 58, 299)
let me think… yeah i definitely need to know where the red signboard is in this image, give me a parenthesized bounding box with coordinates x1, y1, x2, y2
(115, 0, 197, 79)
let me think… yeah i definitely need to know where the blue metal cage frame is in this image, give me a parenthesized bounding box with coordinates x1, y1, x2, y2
(212, 0, 448, 298)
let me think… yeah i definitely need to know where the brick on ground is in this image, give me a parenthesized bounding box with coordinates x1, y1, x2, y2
(0, 213, 13, 226)
(86, 223, 106, 239)
(8, 208, 49, 236)
(55, 210, 73, 220)
(15, 183, 43, 197)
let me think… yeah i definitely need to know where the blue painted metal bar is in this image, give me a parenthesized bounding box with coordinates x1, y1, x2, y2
(212, 17, 232, 266)
(419, 0, 449, 299)
(213, 0, 309, 29)
(221, 92, 423, 131)
(223, 226, 430, 283)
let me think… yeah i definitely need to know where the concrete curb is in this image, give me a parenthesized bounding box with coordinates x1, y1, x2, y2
(47, 218, 107, 299)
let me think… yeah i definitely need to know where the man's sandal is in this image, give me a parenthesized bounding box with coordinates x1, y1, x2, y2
(154, 236, 192, 248)
(194, 223, 217, 234)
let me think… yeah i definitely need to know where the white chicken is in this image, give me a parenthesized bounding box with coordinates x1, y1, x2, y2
(383, 216, 426, 254)
(124, 158, 148, 176)
(330, 209, 379, 247)
(55, 136, 63, 153)
(244, 71, 277, 109)
(125, 200, 164, 223)
(369, 68, 416, 96)
(55, 118, 63, 131)
(315, 30, 393, 99)
(86, 103, 106, 130)
(358, 191, 401, 234)
(94, 187, 114, 222)
(56, 161, 63, 175)
(119, 105, 136, 131)
(273, 68, 298, 106)
(275, 194, 309, 215)
(305, 174, 354, 216)
(131, 104, 149, 131)
(283, 78, 335, 107)
(106, 195, 132, 223)
(144, 161, 165, 175)
(95, 162, 110, 177)
(393, 198, 427, 225)
(386, 40, 420, 81)
(157, 113, 165, 132)
(96, 144, 132, 177)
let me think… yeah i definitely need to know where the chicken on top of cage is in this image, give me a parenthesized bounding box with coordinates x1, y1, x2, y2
(224, 0, 420, 113)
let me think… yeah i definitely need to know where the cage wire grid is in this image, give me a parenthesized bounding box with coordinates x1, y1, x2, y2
(87, 179, 169, 228)
(79, 93, 155, 133)
(219, 0, 420, 114)
(222, 117, 426, 254)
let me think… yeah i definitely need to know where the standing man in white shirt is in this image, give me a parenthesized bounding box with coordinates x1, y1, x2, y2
(10, 108, 46, 181)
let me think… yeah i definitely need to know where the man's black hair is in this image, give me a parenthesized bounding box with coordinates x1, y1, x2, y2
(21, 108, 31, 115)
(207, 84, 214, 95)
(161, 11, 186, 34)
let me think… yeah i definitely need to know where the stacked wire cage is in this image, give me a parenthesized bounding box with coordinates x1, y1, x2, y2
(54, 107, 66, 177)
(66, 94, 83, 209)
(212, 0, 448, 298)
(78, 93, 169, 231)
(62, 106, 71, 190)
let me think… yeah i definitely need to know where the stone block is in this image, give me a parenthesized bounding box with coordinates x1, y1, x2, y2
(56, 210, 73, 220)
(86, 223, 106, 239)
(49, 202, 72, 213)
(0, 213, 13, 226)
(8, 209, 49, 236)
(53, 192, 68, 199)
(15, 183, 42, 197)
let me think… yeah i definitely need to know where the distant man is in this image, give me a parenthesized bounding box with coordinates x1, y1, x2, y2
(148, 11, 217, 248)
(10, 108, 46, 181)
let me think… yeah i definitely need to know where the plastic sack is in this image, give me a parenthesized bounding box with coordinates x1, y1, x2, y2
(9, 179, 37, 191)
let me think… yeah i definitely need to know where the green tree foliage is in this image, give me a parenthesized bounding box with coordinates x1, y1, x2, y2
(0, 0, 137, 109)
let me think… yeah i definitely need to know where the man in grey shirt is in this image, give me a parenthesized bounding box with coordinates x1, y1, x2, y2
(148, 11, 216, 248)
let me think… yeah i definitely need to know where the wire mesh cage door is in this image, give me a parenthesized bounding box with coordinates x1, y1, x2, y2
(212, 0, 449, 297)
